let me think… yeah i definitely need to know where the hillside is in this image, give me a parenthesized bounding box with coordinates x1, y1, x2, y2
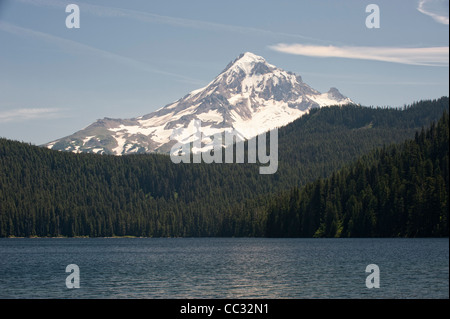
(0, 97, 448, 237)
(44, 52, 352, 155)
(265, 111, 449, 237)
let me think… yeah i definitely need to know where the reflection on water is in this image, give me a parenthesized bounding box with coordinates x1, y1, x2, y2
(0, 238, 448, 298)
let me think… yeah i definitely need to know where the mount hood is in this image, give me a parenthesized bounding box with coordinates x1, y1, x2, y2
(45, 52, 353, 155)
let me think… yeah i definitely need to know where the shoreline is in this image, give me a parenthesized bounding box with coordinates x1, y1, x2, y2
(2, 235, 448, 239)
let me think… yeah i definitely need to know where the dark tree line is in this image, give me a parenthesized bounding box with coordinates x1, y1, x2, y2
(265, 111, 449, 237)
(0, 97, 448, 237)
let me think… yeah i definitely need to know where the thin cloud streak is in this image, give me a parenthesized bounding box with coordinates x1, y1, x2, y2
(0, 108, 66, 123)
(270, 43, 449, 66)
(15, 0, 329, 44)
(0, 21, 204, 85)
(417, 0, 449, 25)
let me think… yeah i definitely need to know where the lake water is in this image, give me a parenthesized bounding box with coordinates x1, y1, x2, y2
(0, 238, 448, 299)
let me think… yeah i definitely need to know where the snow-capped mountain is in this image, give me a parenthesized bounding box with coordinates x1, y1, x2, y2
(45, 52, 353, 155)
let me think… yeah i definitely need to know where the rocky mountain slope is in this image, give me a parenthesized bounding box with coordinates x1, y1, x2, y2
(45, 52, 353, 155)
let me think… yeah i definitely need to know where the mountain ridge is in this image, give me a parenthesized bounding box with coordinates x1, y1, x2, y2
(45, 52, 353, 155)
(1, 98, 448, 237)
(2, 97, 448, 237)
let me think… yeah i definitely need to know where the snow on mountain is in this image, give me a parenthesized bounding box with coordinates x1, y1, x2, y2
(45, 52, 354, 155)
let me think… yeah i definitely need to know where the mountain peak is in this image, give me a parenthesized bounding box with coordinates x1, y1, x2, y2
(45, 52, 354, 155)
(237, 52, 265, 63)
(327, 87, 347, 101)
(222, 52, 269, 75)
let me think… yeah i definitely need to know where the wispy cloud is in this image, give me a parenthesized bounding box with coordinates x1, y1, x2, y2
(14, 0, 328, 44)
(0, 108, 66, 123)
(269, 43, 449, 67)
(417, 0, 449, 25)
(0, 20, 204, 85)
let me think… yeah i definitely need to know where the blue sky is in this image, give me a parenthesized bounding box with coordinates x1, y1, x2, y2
(0, 0, 448, 145)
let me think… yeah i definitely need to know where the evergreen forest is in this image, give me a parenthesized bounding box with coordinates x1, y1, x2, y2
(0, 97, 448, 237)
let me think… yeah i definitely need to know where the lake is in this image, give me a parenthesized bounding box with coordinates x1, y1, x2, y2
(0, 238, 448, 299)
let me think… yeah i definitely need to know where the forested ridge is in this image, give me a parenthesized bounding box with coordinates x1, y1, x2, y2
(0, 97, 448, 237)
(265, 111, 449, 237)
